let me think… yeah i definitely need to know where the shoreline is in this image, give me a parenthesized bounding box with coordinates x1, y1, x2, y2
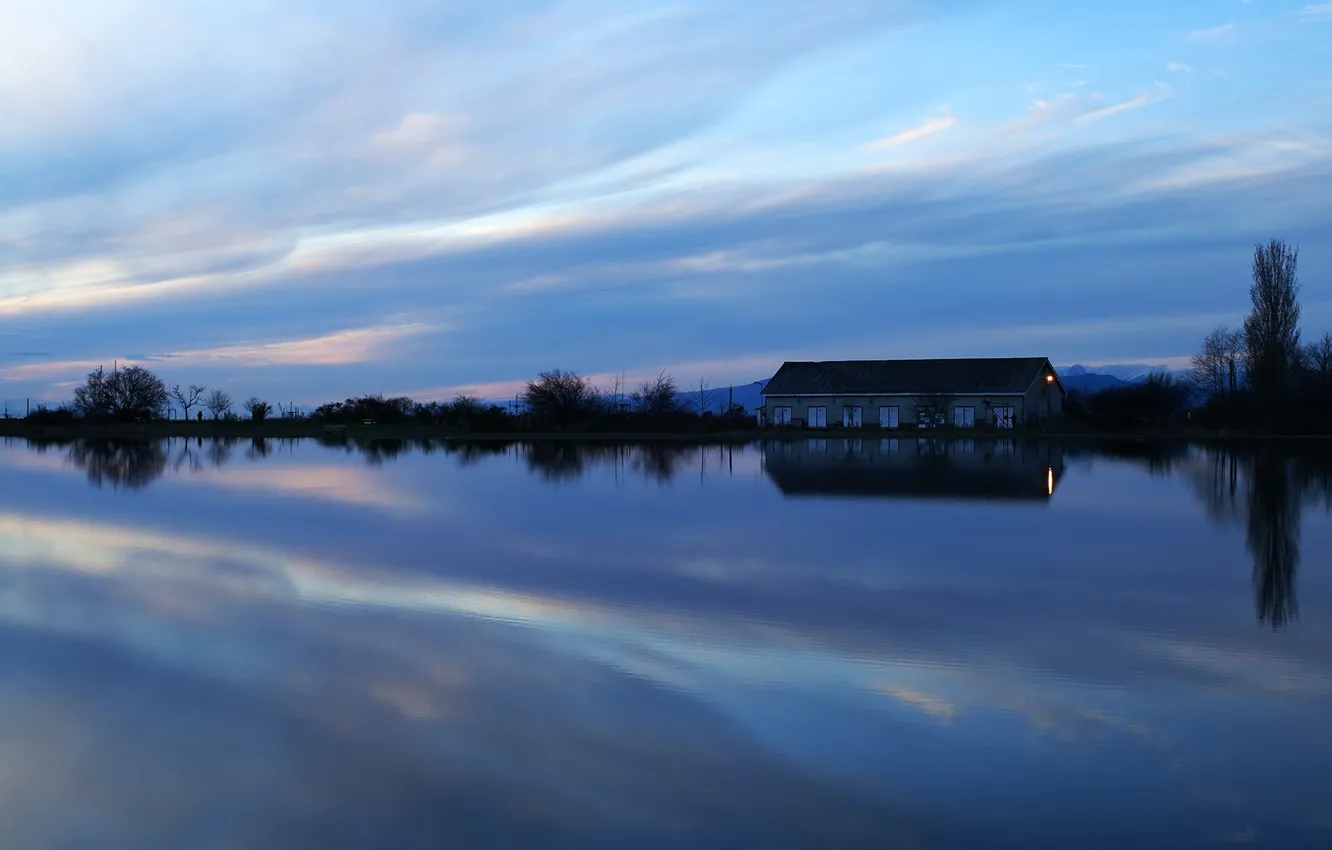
(3, 420, 1332, 443)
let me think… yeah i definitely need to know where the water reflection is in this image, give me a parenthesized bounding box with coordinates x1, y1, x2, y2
(762, 438, 1066, 501)
(1185, 447, 1332, 630)
(8, 436, 1328, 634)
(1, 436, 1331, 847)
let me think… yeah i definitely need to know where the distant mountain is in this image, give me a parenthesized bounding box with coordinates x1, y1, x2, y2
(673, 379, 768, 414)
(1057, 364, 1191, 394)
(1059, 372, 1132, 394)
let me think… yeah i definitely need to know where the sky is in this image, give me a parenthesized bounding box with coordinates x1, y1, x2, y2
(2, 0, 1331, 409)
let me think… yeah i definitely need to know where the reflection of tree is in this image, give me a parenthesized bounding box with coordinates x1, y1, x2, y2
(68, 440, 169, 490)
(1246, 451, 1300, 630)
(208, 437, 237, 468)
(445, 440, 515, 466)
(630, 444, 690, 484)
(523, 441, 587, 482)
(516, 441, 699, 484)
(356, 439, 406, 466)
(246, 438, 271, 461)
(1191, 447, 1320, 630)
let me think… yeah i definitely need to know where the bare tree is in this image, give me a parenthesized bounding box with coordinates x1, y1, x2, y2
(205, 389, 233, 419)
(451, 394, 484, 416)
(1244, 239, 1301, 406)
(244, 397, 274, 421)
(169, 384, 207, 420)
(1301, 332, 1332, 390)
(1192, 325, 1244, 399)
(630, 371, 681, 416)
(694, 377, 711, 416)
(72, 366, 112, 418)
(522, 370, 594, 421)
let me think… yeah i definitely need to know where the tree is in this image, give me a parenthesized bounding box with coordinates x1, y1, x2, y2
(693, 377, 711, 416)
(1300, 332, 1332, 391)
(244, 397, 273, 421)
(170, 384, 207, 420)
(522, 370, 594, 421)
(205, 389, 233, 419)
(72, 365, 168, 420)
(72, 366, 113, 418)
(450, 394, 484, 417)
(1244, 239, 1301, 408)
(630, 371, 681, 416)
(1192, 325, 1244, 400)
(600, 371, 627, 414)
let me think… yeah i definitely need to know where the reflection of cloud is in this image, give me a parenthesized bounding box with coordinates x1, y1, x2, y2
(188, 464, 427, 513)
(878, 684, 957, 722)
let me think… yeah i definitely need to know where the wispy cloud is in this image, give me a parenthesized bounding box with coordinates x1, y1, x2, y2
(0, 321, 441, 382)
(1189, 22, 1236, 40)
(1166, 62, 1193, 74)
(1297, 4, 1332, 22)
(1073, 90, 1166, 124)
(865, 109, 956, 150)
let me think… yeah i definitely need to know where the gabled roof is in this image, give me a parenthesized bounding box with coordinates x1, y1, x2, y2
(762, 357, 1060, 397)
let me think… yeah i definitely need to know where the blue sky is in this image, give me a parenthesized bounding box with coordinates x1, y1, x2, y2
(2, 0, 1331, 408)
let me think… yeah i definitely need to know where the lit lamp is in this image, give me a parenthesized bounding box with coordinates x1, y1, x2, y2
(1046, 374, 1055, 383)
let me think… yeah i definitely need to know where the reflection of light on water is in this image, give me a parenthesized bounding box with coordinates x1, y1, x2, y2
(1047, 467, 1054, 496)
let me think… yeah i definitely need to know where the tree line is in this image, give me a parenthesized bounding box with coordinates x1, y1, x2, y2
(22, 365, 754, 433)
(1066, 238, 1328, 432)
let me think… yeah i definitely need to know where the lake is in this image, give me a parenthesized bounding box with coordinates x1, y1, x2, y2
(0, 436, 1329, 849)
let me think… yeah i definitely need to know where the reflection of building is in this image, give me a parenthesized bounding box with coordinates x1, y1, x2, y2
(760, 357, 1065, 429)
(763, 438, 1065, 501)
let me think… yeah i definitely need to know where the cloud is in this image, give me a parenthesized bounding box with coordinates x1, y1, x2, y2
(0, 0, 1329, 408)
(1166, 62, 1193, 73)
(865, 109, 957, 150)
(0, 321, 441, 383)
(1297, 4, 1332, 22)
(1073, 90, 1167, 123)
(1189, 22, 1236, 40)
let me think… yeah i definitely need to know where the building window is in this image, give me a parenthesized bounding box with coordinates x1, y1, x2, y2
(953, 406, 976, 428)
(993, 406, 1016, 429)
(842, 406, 862, 428)
(879, 406, 899, 429)
(808, 407, 827, 429)
(772, 406, 793, 426)
(918, 410, 945, 429)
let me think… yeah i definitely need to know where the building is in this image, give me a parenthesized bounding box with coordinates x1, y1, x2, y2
(760, 357, 1064, 429)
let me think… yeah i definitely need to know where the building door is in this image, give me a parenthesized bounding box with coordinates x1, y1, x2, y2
(994, 406, 1015, 429)
(808, 407, 827, 428)
(772, 406, 793, 426)
(953, 406, 975, 428)
(843, 406, 862, 428)
(879, 406, 899, 429)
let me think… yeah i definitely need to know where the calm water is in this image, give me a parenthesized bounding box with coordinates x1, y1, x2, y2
(1, 436, 1329, 849)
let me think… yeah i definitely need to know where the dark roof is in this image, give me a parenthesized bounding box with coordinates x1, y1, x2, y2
(762, 357, 1057, 397)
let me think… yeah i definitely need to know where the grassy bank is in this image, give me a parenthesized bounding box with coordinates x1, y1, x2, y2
(4, 418, 1332, 443)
